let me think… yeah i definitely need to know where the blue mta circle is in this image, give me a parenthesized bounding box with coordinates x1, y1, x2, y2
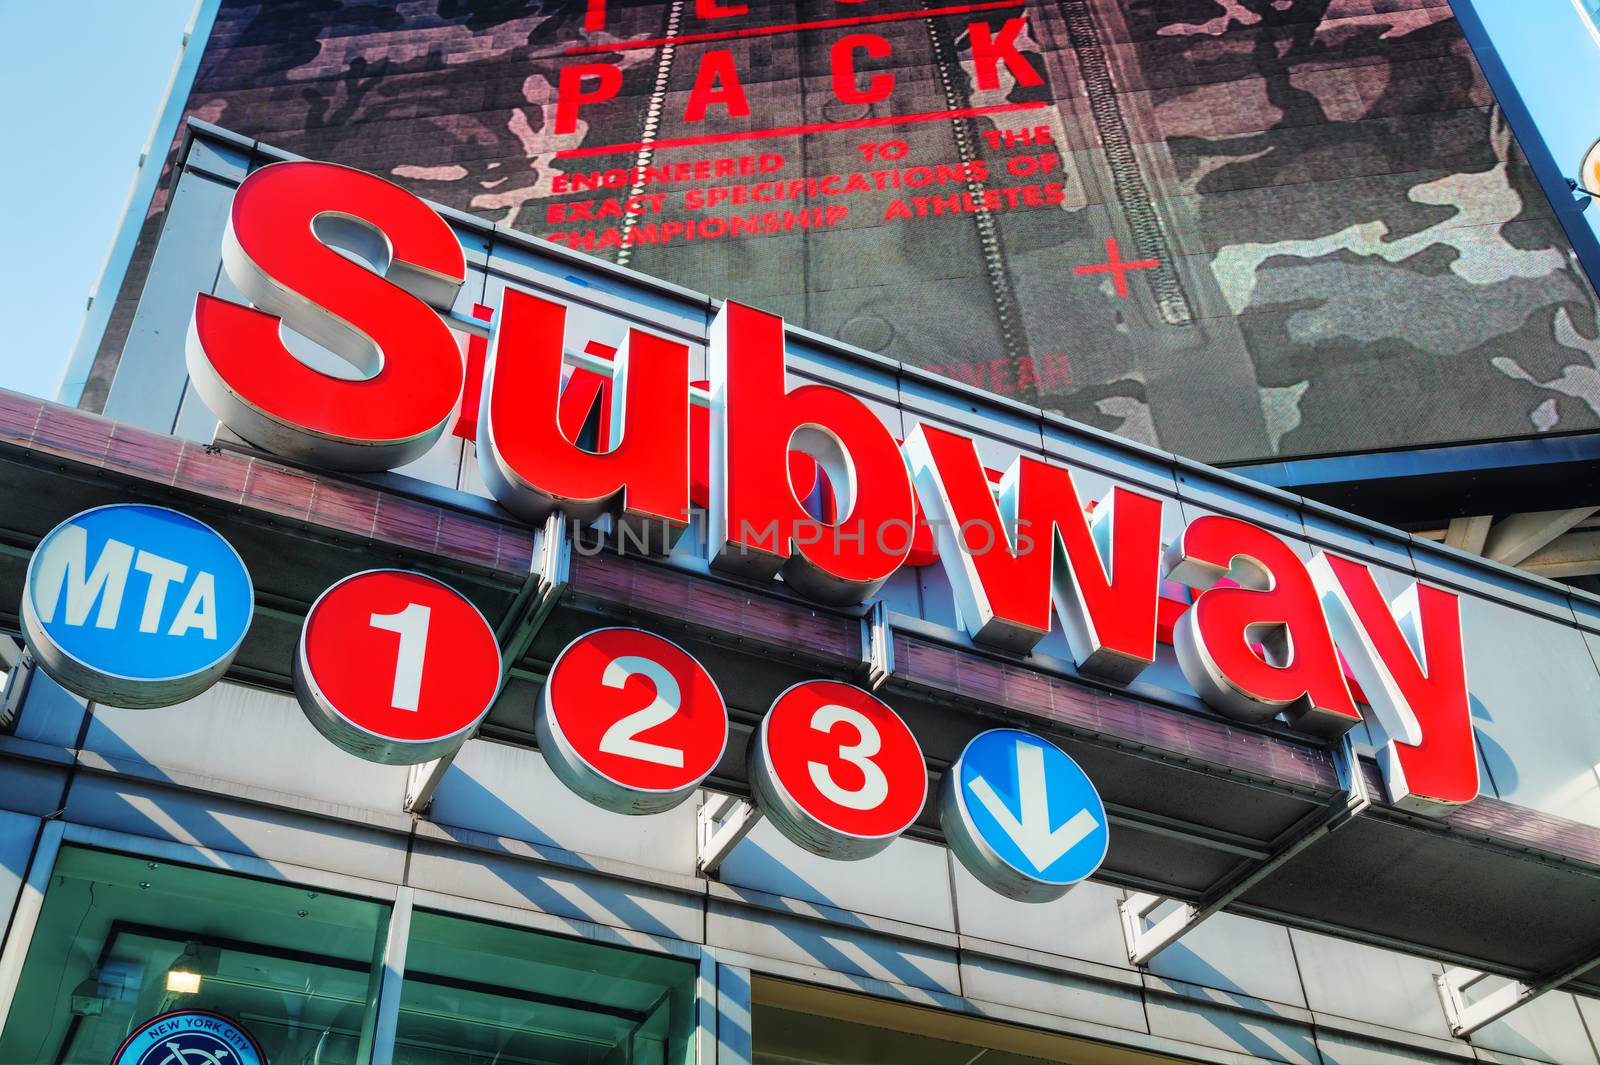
(954, 729, 1109, 886)
(25, 505, 253, 684)
(112, 1010, 265, 1065)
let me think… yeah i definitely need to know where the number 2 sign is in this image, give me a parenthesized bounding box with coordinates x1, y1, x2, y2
(294, 569, 502, 763)
(538, 628, 730, 814)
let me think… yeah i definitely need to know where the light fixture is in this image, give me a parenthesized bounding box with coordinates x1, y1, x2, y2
(162, 941, 215, 998)
(165, 969, 202, 994)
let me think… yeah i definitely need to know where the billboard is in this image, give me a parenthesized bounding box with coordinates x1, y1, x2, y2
(1451, 0, 1600, 319)
(86, 0, 1600, 464)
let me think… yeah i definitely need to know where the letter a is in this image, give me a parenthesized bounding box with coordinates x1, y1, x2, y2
(1166, 516, 1361, 737)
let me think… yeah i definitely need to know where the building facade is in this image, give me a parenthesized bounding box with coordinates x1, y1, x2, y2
(3, 3, 1600, 1065)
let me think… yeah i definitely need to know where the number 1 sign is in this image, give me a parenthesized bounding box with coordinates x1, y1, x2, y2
(294, 569, 502, 763)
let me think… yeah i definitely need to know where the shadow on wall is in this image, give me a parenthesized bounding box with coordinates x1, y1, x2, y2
(1471, 693, 1518, 798)
(429, 767, 687, 942)
(1152, 939, 1320, 1063)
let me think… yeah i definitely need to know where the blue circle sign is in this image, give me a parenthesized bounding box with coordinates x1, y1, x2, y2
(22, 505, 254, 709)
(940, 729, 1109, 903)
(112, 1010, 265, 1065)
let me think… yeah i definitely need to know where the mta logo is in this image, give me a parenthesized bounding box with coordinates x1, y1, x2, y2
(22, 505, 253, 706)
(34, 523, 220, 639)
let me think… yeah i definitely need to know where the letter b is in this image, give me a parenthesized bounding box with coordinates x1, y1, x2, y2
(707, 302, 914, 604)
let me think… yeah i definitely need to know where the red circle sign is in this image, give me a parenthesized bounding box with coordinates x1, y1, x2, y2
(750, 680, 927, 859)
(295, 569, 501, 764)
(538, 628, 728, 814)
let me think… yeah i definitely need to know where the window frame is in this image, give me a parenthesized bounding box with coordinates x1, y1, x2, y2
(0, 828, 728, 1064)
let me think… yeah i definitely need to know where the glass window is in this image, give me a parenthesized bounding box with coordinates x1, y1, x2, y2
(394, 909, 696, 1065)
(753, 978, 1186, 1065)
(0, 847, 387, 1064)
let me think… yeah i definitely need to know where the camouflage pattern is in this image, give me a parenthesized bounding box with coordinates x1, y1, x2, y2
(84, 0, 1600, 463)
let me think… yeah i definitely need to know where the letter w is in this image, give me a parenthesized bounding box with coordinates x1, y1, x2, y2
(904, 423, 1163, 681)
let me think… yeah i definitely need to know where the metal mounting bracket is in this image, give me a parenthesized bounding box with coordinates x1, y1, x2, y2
(404, 514, 570, 815)
(507, 512, 572, 663)
(404, 755, 453, 815)
(1437, 969, 1532, 1039)
(859, 600, 894, 690)
(1437, 950, 1600, 1037)
(697, 792, 761, 877)
(0, 649, 34, 730)
(1120, 735, 1371, 966)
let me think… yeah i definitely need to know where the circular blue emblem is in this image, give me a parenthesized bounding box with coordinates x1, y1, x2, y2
(22, 505, 254, 708)
(940, 729, 1110, 903)
(111, 1010, 266, 1065)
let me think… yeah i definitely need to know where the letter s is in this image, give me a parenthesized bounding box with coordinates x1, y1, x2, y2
(187, 161, 467, 471)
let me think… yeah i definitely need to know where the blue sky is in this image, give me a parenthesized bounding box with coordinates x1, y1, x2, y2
(0, 0, 197, 400)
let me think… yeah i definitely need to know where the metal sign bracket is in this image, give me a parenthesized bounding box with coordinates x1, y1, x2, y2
(1437, 951, 1600, 1038)
(858, 600, 894, 690)
(697, 792, 762, 877)
(0, 649, 34, 730)
(1120, 735, 1371, 966)
(405, 514, 570, 814)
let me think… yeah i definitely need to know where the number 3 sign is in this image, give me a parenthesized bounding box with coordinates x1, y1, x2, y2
(538, 628, 729, 814)
(295, 570, 502, 763)
(750, 680, 928, 860)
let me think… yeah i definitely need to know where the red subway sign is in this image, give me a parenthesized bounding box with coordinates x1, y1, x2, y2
(186, 160, 1479, 815)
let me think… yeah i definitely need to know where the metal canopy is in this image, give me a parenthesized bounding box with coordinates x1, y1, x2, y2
(1, 391, 1597, 998)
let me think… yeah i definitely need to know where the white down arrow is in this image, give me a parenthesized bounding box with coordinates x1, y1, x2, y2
(968, 739, 1101, 872)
